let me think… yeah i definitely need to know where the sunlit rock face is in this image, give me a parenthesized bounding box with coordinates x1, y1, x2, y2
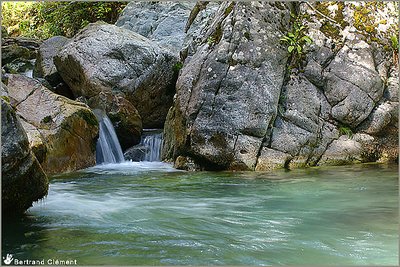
(54, 22, 178, 134)
(6, 74, 99, 174)
(163, 2, 398, 170)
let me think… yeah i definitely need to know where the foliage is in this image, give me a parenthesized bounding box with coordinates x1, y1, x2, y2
(391, 34, 399, 65)
(207, 36, 216, 46)
(338, 125, 353, 138)
(1, 2, 127, 39)
(280, 15, 312, 69)
(173, 62, 184, 73)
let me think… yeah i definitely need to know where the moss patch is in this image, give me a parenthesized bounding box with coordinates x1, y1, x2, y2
(314, 2, 348, 41)
(41, 115, 52, 124)
(77, 109, 98, 127)
(224, 2, 235, 16)
(1, 95, 10, 103)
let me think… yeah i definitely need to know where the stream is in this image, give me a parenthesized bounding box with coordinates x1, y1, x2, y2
(2, 163, 398, 265)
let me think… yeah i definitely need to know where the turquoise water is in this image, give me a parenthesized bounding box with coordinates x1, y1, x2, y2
(3, 163, 398, 265)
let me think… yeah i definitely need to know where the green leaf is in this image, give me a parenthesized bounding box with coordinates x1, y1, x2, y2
(280, 36, 291, 42)
(297, 45, 302, 54)
(300, 36, 313, 44)
(288, 46, 294, 53)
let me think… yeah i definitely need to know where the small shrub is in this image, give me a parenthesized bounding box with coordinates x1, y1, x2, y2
(280, 15, 312, 69)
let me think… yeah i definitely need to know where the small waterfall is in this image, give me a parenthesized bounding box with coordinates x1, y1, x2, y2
(142, 130, 163, 162)
(124, 129, 163, 162)
(95, 112, 124, 164)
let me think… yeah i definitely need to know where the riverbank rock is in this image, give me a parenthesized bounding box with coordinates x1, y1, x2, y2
(163, 2, 292, 170)
(33, 36, 70, 86)
(163, 2, 398, 171)
(6, 74, 99, 174)
(54, 22, 178, 131)
(318, 134, 374, 165)
(116, 2, 194, 55)
(1, 84, 48, 214)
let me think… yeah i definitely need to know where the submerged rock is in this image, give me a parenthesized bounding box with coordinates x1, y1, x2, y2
(1, 84, 48, 214)
(54, 22, 178, 131)
(6, 74, 99, 174)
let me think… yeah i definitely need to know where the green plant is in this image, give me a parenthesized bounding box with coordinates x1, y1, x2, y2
(390, 35, 399, 66)
(207, 36, 216, 46)
(280, 15, 312, 68)
(1, 96, 10, 103)
(173, 62, 184, 73)
(1, 2, 127, 39)
(338, 125, 353, 138)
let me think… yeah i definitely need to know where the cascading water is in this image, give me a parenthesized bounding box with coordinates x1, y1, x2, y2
(141, 130, 163, 162)
(124, 129, 163, 162)
(95, 111, 124, 164)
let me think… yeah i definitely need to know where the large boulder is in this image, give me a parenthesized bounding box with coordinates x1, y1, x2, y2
(163, 2, 293, 170)
(1, 84, 48, 214)
(6, 74, 99, 174)
(54, 22, 178, 130)
(163, 2, 398, 171)
(33, 36, 70, 86)
(116, 2, 195, 55)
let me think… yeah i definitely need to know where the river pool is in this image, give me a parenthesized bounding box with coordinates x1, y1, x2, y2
(2, 163, 398, 265)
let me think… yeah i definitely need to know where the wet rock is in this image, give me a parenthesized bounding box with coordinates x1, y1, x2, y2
(255, 148, 292, 171)
(54, 22, 178, 129)
(318, 134, 374, 165)
(87, 92, 142, 150)
(124, 145, 148, 161)
(1, 84, 48, 214)
(6, 74, 99, 174)
(174, 155, 201, 171)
